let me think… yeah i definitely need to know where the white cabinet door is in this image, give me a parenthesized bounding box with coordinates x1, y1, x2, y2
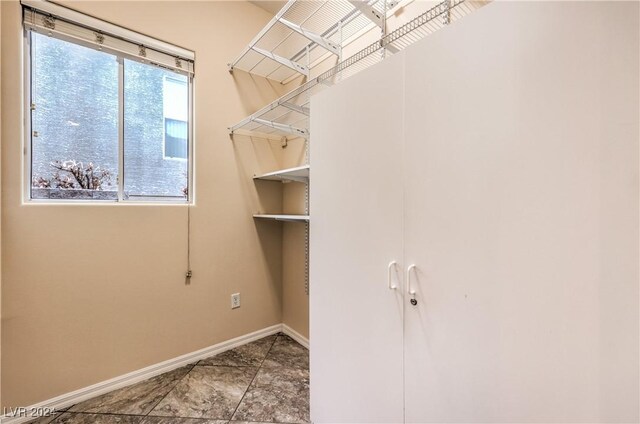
(310, 53, 406, 423)
(403, 2, 639, 423)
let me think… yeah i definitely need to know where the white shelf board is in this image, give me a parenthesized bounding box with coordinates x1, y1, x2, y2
(254, 214, 310, 222)
(254, 165, 310, 182)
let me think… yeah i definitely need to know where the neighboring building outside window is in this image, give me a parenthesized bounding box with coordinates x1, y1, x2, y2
(163, 76, 188, 160)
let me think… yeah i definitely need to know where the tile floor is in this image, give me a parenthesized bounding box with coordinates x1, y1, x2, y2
(27, 334, 310, 424)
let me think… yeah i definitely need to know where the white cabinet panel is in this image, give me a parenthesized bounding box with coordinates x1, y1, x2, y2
(403, 2, 639, 423)
(310, 53, 406, 423)
(310, 2, 638, 423)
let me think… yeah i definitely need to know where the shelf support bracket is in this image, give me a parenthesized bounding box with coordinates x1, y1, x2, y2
(252, 118, 309, 138)
(251, 46, 309, 76)
(228, 0, 297, 72)
(381, 39, 400, 54)
(278, 18, 341, 56)
(277, 175, 308, 183)
(348, 0, 384, 29)
(281, 102, 310, 116)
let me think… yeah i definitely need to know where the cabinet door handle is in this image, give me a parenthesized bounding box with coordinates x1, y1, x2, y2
(407, 264, 417, 295)
(387, 261, 398, 290)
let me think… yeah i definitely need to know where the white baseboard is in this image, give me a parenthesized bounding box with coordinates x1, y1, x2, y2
(281, 323, 309, 349)
(1, 324, 284, 424)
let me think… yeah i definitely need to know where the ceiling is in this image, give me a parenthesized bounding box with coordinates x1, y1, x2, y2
(249, 1, 287, 15)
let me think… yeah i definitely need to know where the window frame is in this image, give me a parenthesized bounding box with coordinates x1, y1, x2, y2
(23, 28, 194, 205)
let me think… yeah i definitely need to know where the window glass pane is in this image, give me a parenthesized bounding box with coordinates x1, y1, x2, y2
(165, 118, 188, 159)
(30, 33, 119, 200)
(124, 59, 188, 199)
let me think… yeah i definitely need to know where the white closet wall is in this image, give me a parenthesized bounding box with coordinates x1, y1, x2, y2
(311, 1, 639, 423)
(310, 53, 406, 423)
(402, 2, 639, 422)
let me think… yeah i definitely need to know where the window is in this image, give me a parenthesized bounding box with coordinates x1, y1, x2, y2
(24, 4, 194, 202)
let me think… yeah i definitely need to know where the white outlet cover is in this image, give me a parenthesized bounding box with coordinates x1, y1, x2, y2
(231, 293, 241, 309)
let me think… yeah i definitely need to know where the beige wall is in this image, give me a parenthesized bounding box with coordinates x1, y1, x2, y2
(281, 139, 309, 338)
(1, 0, 290, 408)
(282, 223, 309, 338)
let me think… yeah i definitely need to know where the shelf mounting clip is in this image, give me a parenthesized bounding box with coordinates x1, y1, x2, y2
(348, 0, 384, 29)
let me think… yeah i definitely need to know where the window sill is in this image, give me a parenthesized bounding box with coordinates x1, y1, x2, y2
(27, 188, 191, 206)
(24, 199, 192, 207)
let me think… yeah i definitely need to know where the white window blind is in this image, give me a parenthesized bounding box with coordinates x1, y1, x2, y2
(22, 0, 195, 75)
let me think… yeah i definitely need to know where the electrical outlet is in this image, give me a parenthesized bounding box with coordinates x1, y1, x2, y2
(231, 293, 241, 309)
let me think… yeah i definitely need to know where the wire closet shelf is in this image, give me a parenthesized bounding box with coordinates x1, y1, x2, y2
(228, 0, 392, 84)
(229, 0, 482, 140)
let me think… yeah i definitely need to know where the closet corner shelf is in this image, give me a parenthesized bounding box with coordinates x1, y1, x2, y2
(254, 214, 310, 222)
(254, 165, 310, 183)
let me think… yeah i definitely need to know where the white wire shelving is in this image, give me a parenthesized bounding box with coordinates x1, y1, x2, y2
(229, 0, 484, 140)
(228, 0, 395, 84)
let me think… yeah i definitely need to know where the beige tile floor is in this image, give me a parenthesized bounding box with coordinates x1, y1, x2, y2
(27, 334, 309, 424)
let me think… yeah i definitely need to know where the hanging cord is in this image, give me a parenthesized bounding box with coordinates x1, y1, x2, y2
(185, 205, 192, 283)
